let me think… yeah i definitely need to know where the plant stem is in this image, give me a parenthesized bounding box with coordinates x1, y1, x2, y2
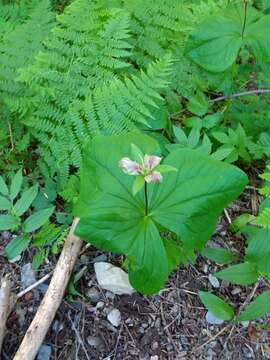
(144, 182, 148, 216)
(212, 89, 270, 102)
(241, 0, 248, 40)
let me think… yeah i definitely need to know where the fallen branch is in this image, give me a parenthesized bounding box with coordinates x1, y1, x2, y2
(0, 276, 12, 353)
(212, 89, 270, 102)
(13, 217, 82, 360)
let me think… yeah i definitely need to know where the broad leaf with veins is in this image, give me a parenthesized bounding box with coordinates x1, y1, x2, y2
(74, 132, 247, 294)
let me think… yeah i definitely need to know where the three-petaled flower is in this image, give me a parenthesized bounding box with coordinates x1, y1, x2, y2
(119, 154, 163, 184)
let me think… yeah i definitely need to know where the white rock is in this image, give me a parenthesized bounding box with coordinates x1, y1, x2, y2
(208, 274, 220, 288)
(107, 308, 121, 327)
(94, 262, 134, 295)
(206, 311, 224, 325)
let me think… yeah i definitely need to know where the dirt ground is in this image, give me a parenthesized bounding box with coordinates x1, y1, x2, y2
(1, 188, 270, 360)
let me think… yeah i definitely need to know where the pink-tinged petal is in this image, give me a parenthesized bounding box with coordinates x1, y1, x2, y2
(143, 155, 162, 170)
(144, 171, 163, 183)
(118, 157, 141, 175)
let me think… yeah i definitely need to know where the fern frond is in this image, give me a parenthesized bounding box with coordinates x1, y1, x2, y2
(34, 54, 172, 187)
(0, 0, 55, 116)
(253, 208, 270, 229)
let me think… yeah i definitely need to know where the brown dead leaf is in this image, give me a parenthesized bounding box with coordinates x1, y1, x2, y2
(248, 324, 258, 342)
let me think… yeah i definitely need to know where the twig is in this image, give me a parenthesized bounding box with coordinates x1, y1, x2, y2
(17, 271, 53, 299)
(192, 325, 229, 353)
(67, 312, 90, 360)
(113, 323, 123, 360)
(13, 218, 83, 360)
(160, 302, 181, 354)
(224, 208, 232, 224)
(224, 280, 260, 349)
(212, 89, 270, 102)
(0, 276, 12, 352)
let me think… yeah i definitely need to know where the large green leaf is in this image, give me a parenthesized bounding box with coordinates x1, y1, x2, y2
(246, 15, 270, 64)
(186, 14, 242, 72)
(245, 228, 270, 277)
(186, 4, 270, 72)
(5, 235, 30, 260)
(0, 176, 9, 196)
(199, 291, 234, 320)
(14, 184, 39, 216)
(10, 169, 23, 200)
(0, 196, 11, 211)
(0, 214, 19, 231)
(23, 207, 55, 233)
(150, 149, 247, 251)
(201, 247, 237, 265)
(215, 262, 259, 285)
(74, 132, 247, 294)
(236, 291, 270, 322)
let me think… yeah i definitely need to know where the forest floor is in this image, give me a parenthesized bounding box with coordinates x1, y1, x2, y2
(1, 187, 270, 360)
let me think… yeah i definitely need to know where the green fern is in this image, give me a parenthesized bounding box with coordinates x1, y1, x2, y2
(121, 0, 226, 97)
(253, 208, 270, 229)
(35, 55, 172, 187)
(0, 0, 55, 116)
(19, 0, 172, 187)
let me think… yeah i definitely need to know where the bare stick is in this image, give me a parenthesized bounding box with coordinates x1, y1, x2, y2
(212, 89, 270, 102)
(0, 276, 12, 352)
(17, 271, 53, 299)
(13, 217, 82, 360)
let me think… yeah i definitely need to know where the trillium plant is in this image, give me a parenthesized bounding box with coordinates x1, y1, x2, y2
(74, 132, 247, 294)
(119, 147, 177, 215)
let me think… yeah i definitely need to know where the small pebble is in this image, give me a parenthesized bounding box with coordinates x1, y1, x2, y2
(231, 287, 241, 295)
(208, 274, 220, 288)
(95, 301, 104, 310)
(107, 308, 121, 327)
(37, 344, 52, 360)
(87, 336, 105, 350)
(150, 356, 158, 360)
(151, 341, 159, 351)
(87, 287, 100, 303)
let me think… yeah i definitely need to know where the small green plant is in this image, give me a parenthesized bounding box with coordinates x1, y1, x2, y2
(0, 169, 55, 260)
(211, 124, 253, 163)
(31, 221, 67, 269)
(200, 166, 270, 322)
(74, 131, 247, 294)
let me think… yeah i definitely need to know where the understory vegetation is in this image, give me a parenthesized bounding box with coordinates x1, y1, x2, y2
(1, 0, 270, 336)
